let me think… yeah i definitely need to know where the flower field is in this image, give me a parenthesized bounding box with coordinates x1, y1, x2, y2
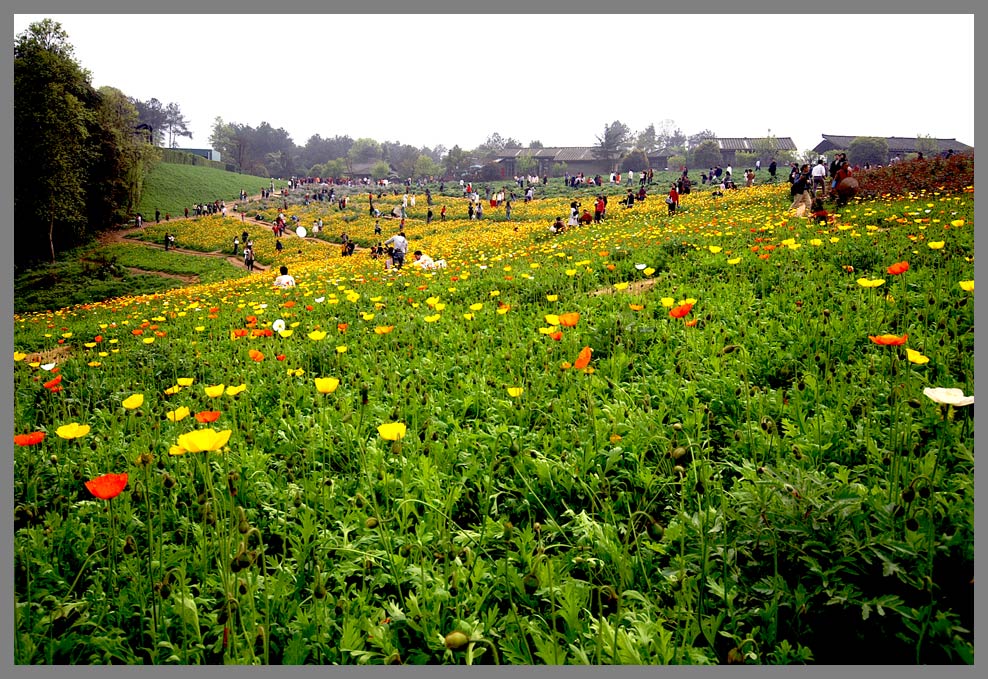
(12, 164, 975, 665)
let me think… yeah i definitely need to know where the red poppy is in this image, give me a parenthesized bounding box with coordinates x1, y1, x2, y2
(44, 374, 63, 390)
(93, 335, 103, 343)
(14, 431, 45, 446)
(338, 323, 349, 333)
(306, 305, 314, 311)
(574, 346, 592, 370)
(85, 473, 128, 500)
(246, 315, 257, 324)
(887, 261, 909, 275)
(550, 331, 563, 341)
(558, 312, 580, 327)
(195, 410, 221, 423)
(209, 307, 219, 313)
(232, 328, 248, 338)
(684, 319, 699, 327)
(276, 354, 286, 361)
(669, 303, 693, 319)
(869, 333, 908, 346)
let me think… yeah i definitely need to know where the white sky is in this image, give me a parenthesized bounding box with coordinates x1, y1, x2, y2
(13, 14, 975, 155)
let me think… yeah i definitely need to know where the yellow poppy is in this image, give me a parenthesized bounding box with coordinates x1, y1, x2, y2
(56, 423, 91, 440)
(507, 387, 524, 397)
(959, 280, 974, 292)
(122, 394, 144, 410)
(226, 384, 247, 396)
(378, 422, 407, 441)
(315, 377, 340, 394)
(927, 241, 945, 250)
(308, 330, 327, 341)
(906, 349, 930, 365)
(167, 407, 191, 422)
(177, 378, 194, 387)
(204, 384, 225, 398)
(170, 428, 232, 455)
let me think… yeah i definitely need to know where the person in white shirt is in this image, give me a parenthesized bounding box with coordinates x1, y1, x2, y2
(412, 250, 446, 269)
(273, 265, 296, 288)
(811, 159, 828, 194)
(384, 231, 408, 269)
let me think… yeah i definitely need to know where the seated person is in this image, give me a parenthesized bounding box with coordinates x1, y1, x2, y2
(273, 265, 296, 288)
(412, 250, 447, 269)
(579, 209, 594, 225)
(550, 216, 566, 234)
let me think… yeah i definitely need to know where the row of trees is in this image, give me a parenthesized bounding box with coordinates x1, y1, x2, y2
(15, 19, 161, 268)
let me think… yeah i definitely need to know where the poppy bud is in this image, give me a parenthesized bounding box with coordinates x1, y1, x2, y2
(444, 631, 469, 650)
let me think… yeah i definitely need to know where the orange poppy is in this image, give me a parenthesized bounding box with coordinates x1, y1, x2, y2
(232, 329, 248, 338)
(550, 331, 563, 341)
(684, 319, 699, 327)
(558, 312, 580, 327)
(195, 410, 222, 423)
(14, 431, 45, 446)
(248, 349, 264, 362)
(85, 473, 128, 500)
(338, 323, 349, 333)
(887, 261, 909, 275)
(283, 301, 296, 308)
(131, 329, 144, 336)
(574, 346, 592, 370)
(44, 375, 63, 390)
(869, 333, 908, 346)
(669, 303, 693, 319)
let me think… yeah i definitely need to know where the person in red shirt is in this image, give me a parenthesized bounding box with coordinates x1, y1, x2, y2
(579, 209, 594, 225)
(667, 185, 679, 214)
(594, 196, 605, 223)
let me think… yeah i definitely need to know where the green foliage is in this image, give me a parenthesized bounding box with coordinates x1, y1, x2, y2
(691, 140, 722, 169)
(848, 137, 890, 167)
(137, 163, 288, 217)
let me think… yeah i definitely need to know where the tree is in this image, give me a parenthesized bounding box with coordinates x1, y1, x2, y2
(163, 101, 192, 148)
(914, 134, 940, 158)
(691, 139, 722, 168)
(848, 137, 889, 166)
(529, 140, 544, 150)
(371, 160, 391, 181)
(92, 86, 159, 221)
(443, 145, 469, 178)
(634, 124, 658, 154)
(349, 138, 383, 166)
(593, 120, 631, 166)
(323, 158, 347, 180)
(15, 19, 96, 265)
(621, 149, 649, 172)
(515, 155, 537, 176)
(413, 154, 441, 180)
(475, 132, 520, 161)
(131, 97, 168, 146)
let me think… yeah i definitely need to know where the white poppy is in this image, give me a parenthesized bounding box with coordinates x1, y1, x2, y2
(272, 319, 286, 333)
(923, 387, 974, 407)
(40, 362, 57, 371)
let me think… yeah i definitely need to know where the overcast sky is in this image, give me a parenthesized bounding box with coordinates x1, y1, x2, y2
(13, 13, 974, 156)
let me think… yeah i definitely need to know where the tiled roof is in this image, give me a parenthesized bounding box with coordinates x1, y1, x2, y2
(498, 147, 616, 162)
(817, 134, 973, 152)
(717, 137, 797, 151)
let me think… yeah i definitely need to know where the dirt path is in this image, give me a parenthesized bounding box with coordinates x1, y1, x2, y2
(97, 190, 369, 284)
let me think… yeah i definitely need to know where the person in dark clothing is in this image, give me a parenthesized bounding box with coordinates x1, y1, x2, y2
(768, 159, 777, 181)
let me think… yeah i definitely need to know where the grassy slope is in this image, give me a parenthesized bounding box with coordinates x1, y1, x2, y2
(136, 163, 287, 218)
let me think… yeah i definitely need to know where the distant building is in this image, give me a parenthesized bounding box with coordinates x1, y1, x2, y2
(176, 148, 221, 162)
(812, 134, 973, 159)
(715, 137, 797, 166)
(493, 147, 622, 178)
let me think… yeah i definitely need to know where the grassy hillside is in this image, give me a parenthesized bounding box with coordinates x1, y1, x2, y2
(136, 163, 288, 219)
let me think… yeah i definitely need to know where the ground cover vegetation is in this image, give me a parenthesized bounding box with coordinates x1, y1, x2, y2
(12, 156, 974, 665)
